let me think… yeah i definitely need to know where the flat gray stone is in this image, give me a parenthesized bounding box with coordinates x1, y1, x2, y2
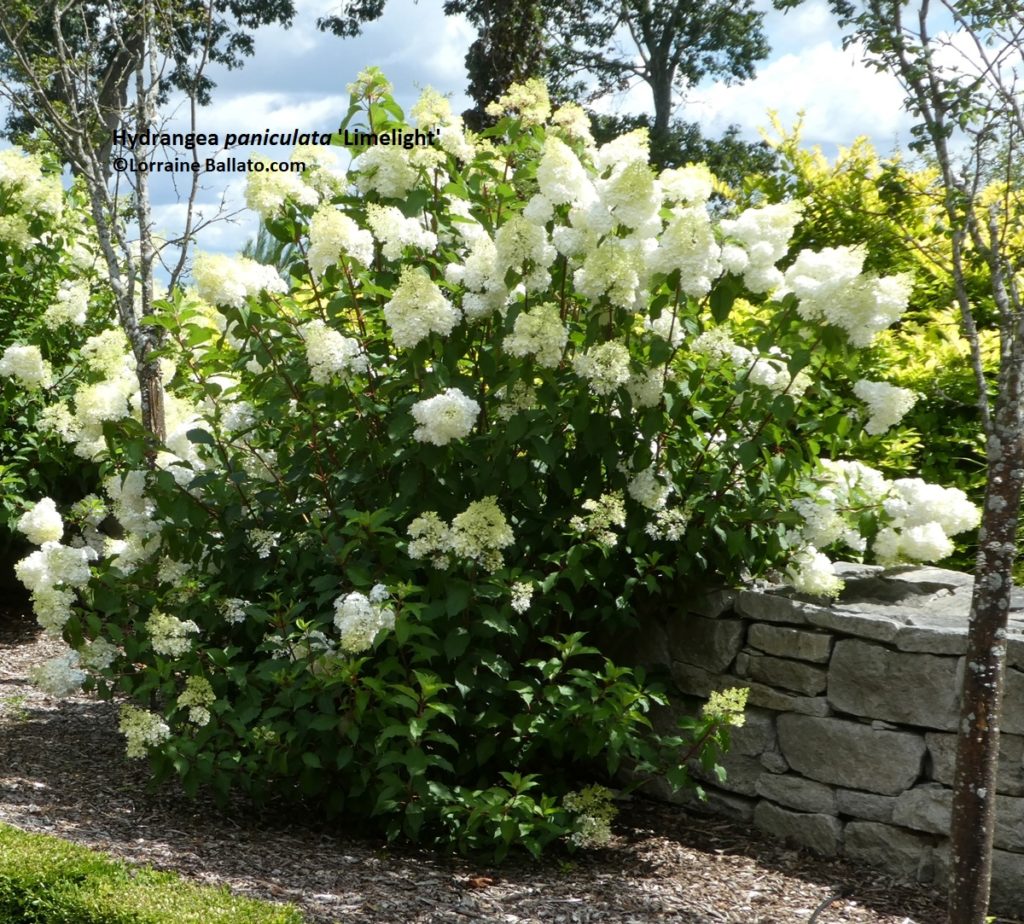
(756, 774, 836, 814)
(892, 784, 951, 835)
(1004, 669, 1024, 734)
(690, 751, 764, 797)
(806, 607, 901, 643)
(836, 789, 897, 823)
(905, 590, 973, 622)
(735, 591, 832, 626)
(730, 708, 777, 758)
(843, 821, 938, 883)
(994, 793, 1024, 851)
(828, 639, 961, 730)
(747, 623, 833, 663)
(754, 800, 842, 856)
(688, 588, 737, 619)
(833, 561, 886, 580)
(1008, 634, 1024, 670)
(669, 661, 726, 697)
(668, 614, 745, 673)
(675, 785, 756, 823)
(883, 565, 974, 589)
(740, 651, 828, 696)
(745, 681, 831, 717)
(926, 732, 1024, 796)
(990, 849, 1024, 915)
(895, 625, 968, 655)
(760, 751, 789, 774)
(777, 714, 926, 795)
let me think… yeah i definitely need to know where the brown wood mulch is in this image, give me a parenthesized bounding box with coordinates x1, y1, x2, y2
(0, 603, 1008, 924)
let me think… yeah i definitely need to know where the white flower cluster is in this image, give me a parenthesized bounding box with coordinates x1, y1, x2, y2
(15, 533, 93, 636)
(366, 204, 437, 260)
(853, 379, 917, 435)
(177, 676, 216, 726)
(660, 164, 715, 205)
(17, 497, 64, 545)
(307, 205, 374, 276)
(788, 459, 981, 592)
(333, 585, 396, 653)
(785, 545, 844, 598)
(29, 647, 86, 697)
(408, 498, 514, 572)
(627, 467, 671, 511)
(495, 215, 557, 292)
(0, 344, 53, 389)
(249, 528, 279, 558)
(574, 236, 649, 309)
(192, 253, 287, 309)
(384, 267, 461, 348)
(503, 303, 568, 368)
(119, 704, 170, 759)
(536, 137, 592, 207)
(510, 581, 534, 613)
(220, 597, 251, 624)
(875, 477, 980, 565)
(644, 310, 685, 348)
(411, 388, 479, 446)
(645, 507, 691, 541)
(573, 340, 631, 396)
(353, 146, 419, 198)
(569, 492, 626, 548)
(625, 368, 666, 408)
(485, 77, 551, 126)
(692, 328, 803, 396)
(406, 511, 452, 569)
(649, 206, 722, 298)
(80, 636, 118, 670)
(0, 148, 63, 245)
(410, 87, 476, 161)
(720, 201, 804, 293)
(245, 162, 318, 218)
(146, 609, 199, 657)
(563, 784, 617, 849)
(102, 471, 161, 572)
(300, 319, 367, 384)
(445, 234, 508, 320)
(494, 381, 538, 421)
(43, 280, 90, 328)
(785, 246, 912, 347)
(31, 330, 139, 460)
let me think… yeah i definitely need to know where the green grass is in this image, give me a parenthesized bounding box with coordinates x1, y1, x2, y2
(0, 823, 304, 923)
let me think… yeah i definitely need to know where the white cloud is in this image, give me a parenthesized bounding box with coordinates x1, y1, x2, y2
(680, 40, 912, 152)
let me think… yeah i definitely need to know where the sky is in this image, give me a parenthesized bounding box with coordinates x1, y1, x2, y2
(36, 0, 919, 261)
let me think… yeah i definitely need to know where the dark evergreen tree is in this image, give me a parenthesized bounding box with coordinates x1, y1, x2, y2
(590, 113, 778, 183)
(442, 0, 548, 130)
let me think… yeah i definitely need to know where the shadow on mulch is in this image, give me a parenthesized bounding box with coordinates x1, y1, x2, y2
(0, 597, 35, 648)
(620, 799, 1024, 924)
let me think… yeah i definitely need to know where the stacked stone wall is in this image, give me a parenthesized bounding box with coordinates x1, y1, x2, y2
(626, 563, 1024, 915)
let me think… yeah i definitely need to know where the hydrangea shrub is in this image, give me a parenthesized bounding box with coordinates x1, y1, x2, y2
(4, 70, 980, 855)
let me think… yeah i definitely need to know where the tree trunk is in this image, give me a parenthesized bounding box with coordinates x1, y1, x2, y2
(649, 67, 673, 151)
(949, 387, 1024, 923)
(138, 355, 166, 444)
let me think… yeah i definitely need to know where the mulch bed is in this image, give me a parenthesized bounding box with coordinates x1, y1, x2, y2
(1, 603, 1010, 923)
